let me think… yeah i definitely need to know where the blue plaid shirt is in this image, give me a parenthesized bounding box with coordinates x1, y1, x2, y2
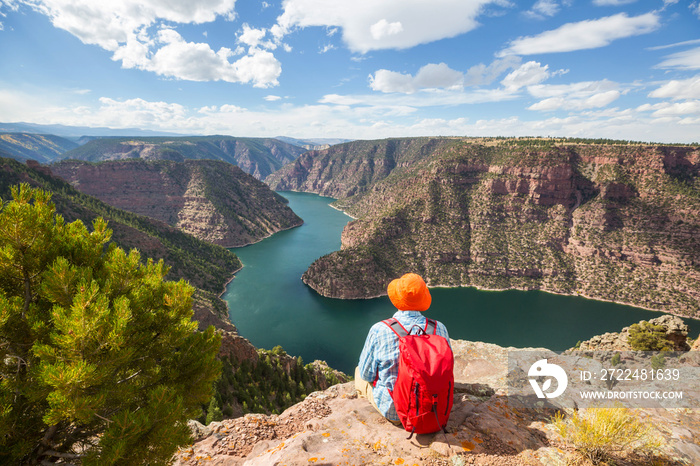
(358, 310, 450, 421)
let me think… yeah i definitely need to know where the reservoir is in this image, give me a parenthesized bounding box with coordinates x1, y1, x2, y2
(223, 192, 700, 375)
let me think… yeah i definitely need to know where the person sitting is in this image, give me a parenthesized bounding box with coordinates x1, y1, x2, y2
(355, 273, 451, 424)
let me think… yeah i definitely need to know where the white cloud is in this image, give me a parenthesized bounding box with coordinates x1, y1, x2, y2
(528, 80, 621, 111)
(464, 56, 522, 86)
(114, 28, 281, 87)
(500, 61, 550, 92)
(656, 46, 700, 70)
(649, 76, 700, 100)
(692, 2, 700, 19)
(9, 0, 280, 87)
(23, 0, 237, 50)
(499, 12, 660, 56)
(637, 101, 700, 117)
(238, 23, 268, 48)
(369, 63, 465, 94)
(369, 19, 403, 40)
(264, 95, 282, 101)
(524, 0, 562, 19)
(274, 0, 505, 53)
(4, 88, 699, 142)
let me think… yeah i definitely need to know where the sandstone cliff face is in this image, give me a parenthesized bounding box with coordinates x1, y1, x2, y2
(271, 138, 700, 318)
(52, 159, 303, 247)
(60, 136, 306, 180)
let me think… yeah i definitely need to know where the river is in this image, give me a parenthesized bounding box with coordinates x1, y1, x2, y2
(223, 192, 700, 375)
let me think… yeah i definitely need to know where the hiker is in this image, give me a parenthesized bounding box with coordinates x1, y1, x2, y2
(355, 273, 453, 434)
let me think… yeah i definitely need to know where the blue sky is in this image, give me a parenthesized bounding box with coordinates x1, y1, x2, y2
(0, 0, 699, 142)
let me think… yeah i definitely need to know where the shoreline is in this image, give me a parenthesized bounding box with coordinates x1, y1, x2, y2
(276, 189, 700, 323)
(304, 280, 700, 322)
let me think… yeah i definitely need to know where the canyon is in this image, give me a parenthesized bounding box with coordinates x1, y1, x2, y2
(268, 137, 700, 318)
(52, 159, 303, 247)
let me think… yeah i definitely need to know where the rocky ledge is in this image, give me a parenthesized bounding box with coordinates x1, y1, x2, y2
(174, 337, 700, 466)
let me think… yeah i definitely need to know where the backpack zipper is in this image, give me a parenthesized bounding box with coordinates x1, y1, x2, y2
(414, 382, 420, 416)
(445, 381, 451, 416)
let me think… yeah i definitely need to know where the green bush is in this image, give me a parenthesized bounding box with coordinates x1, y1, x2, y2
(627, 321, 672, 351)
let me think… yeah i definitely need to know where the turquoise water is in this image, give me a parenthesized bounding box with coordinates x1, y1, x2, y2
(223, 192, 700, 375)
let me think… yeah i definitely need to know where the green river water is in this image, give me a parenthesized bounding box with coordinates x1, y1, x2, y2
(222, 192, 700, 375)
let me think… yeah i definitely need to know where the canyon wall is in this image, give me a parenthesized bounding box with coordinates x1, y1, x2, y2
(268, 138, 700, 318)
(53, 159, 303, 247)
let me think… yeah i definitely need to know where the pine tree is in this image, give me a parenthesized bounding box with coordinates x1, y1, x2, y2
(0, 184, 221, 465)
(205, 397, 223, 425)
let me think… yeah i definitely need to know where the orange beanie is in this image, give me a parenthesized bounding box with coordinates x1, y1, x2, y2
(387, 273, 432, 312)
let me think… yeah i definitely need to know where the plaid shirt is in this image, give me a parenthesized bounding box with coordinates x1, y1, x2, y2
(358, 310, 450, 421)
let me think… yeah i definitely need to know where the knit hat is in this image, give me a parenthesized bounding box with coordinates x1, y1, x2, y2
(387, 273, 432, 312)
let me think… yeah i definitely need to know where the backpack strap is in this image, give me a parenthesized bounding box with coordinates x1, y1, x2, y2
(424, 318, 437, 335)
(383, 318, 409, 338)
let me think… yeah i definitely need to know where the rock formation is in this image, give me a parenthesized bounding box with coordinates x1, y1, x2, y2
(52, 159, 303, 247)
(60, 136, 306, 180)
(576, 314, 691, 352)
(174, 338, 700, 465)
(269, 138, 700, 318)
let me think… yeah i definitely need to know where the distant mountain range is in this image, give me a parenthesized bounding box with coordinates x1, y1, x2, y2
(0, 121, 184, 139)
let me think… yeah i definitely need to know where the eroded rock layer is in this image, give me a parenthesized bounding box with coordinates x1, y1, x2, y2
(53, 159, 303, 247)
(268, 138, 700, 318)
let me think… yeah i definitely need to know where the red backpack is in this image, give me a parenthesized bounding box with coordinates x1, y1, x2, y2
(383, 318, 454, 438)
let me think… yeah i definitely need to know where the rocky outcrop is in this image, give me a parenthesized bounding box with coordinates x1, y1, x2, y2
(174, 339, 700, 466)
(575, 315, 690, 351)
(60, 136, 305, 180)
(52, 159, 303, 247)
(272, 138, 700, 318)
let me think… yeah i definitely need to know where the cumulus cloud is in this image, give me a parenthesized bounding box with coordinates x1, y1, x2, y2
(273, 0, 505, 53)
(499, 12, 660, 56)
(11, 0, 281, 87)
(370, 19, 403, 40)
(649, 76, 700, 100)
(528, 80, 621, 111)
(500, 61, 550, 92)
(369, 63, 465, 93)
(113, 28, 281, 87)
(637, 101, 700, 117)
(22, 0, 237, 50)
(656, 46, 700, 70)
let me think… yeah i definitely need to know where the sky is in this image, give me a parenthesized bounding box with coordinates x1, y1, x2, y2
(0, 0, 699, 142)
